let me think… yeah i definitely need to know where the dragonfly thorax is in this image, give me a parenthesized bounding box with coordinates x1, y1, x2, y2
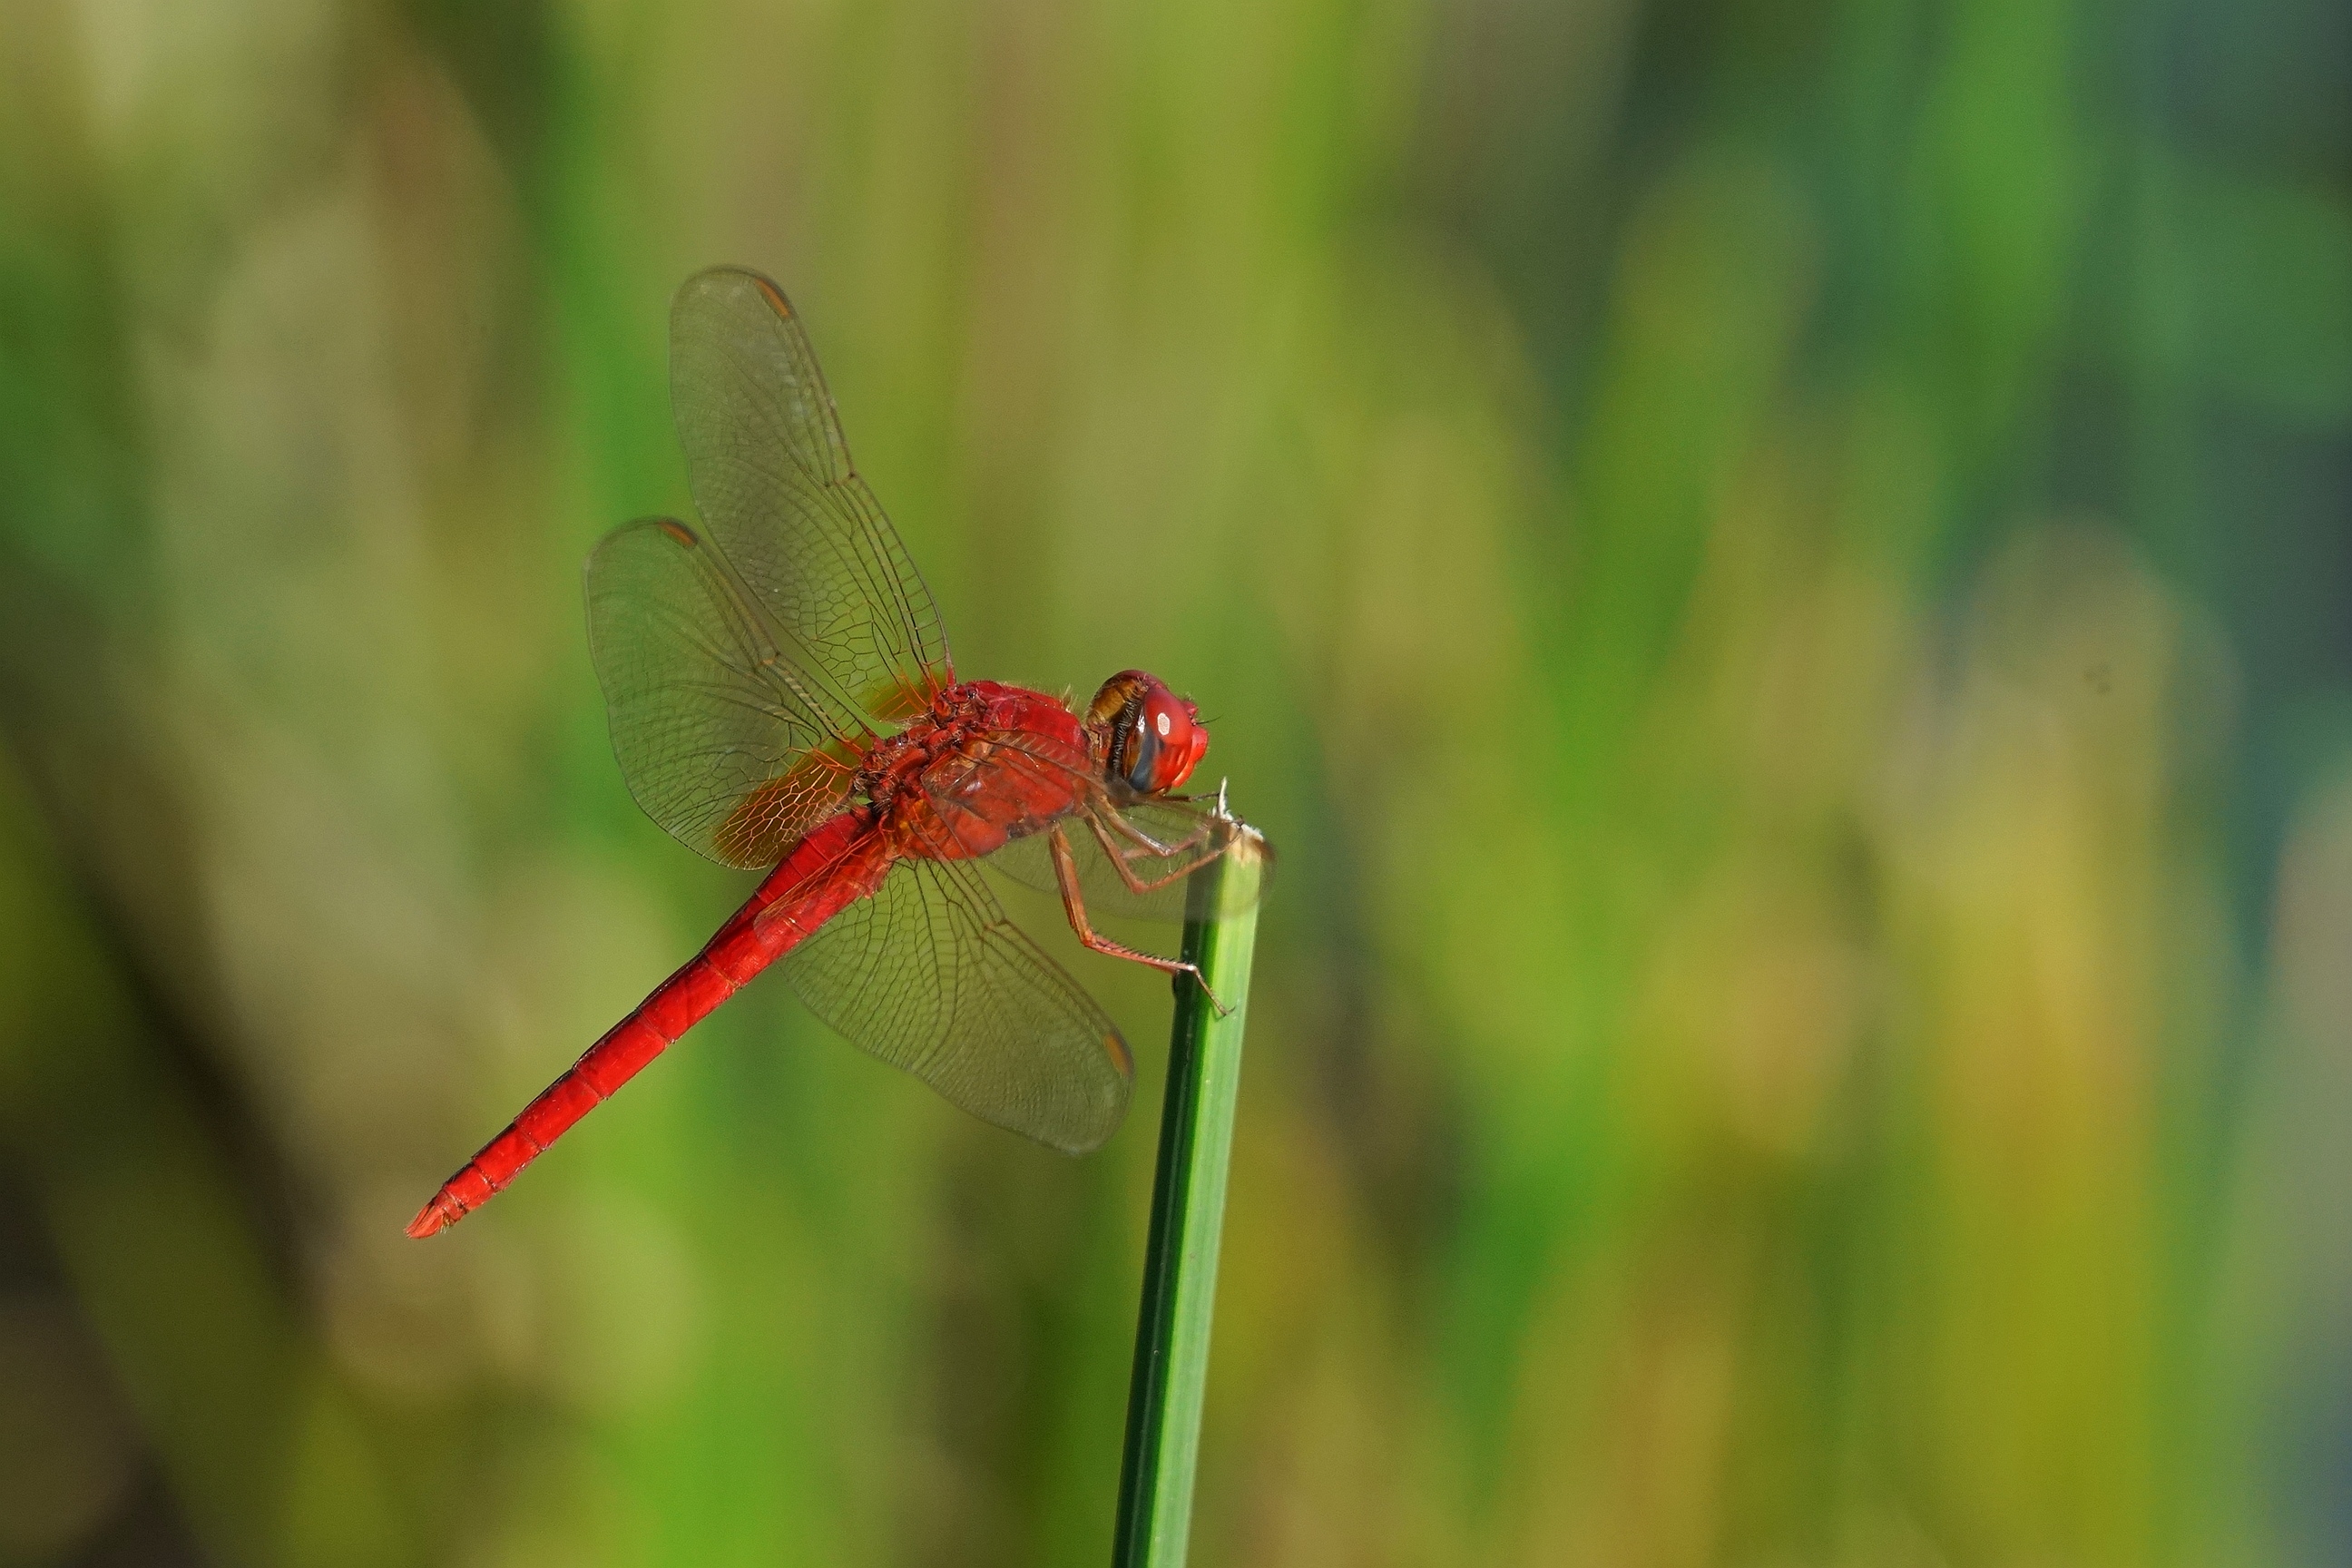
(855, 681, 1096, 862)
(853, 683, 990, 808)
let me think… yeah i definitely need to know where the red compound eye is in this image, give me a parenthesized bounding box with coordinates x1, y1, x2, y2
(1091, 671, 1210, 796)
(1127, 686, 1207, 794)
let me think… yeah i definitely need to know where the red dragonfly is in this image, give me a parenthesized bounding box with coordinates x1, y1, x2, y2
(408, 268, 1261, 1238)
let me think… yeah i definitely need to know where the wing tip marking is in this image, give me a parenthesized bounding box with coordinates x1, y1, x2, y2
(748, 272, 794, 318)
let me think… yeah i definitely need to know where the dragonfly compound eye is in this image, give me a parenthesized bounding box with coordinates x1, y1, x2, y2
(1086, 670, 1208, 796)
(1119, 702, 1162, 794)
(1130, 687, 1208, 795)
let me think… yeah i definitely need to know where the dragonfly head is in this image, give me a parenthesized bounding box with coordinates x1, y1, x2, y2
(1087, 671, 1210, 798)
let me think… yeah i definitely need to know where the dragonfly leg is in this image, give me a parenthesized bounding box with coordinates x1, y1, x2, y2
(1088, 807, 1230, 896)
(1051, 825, 1231, 1015)
(1087, 813, 1210, 896)
(1098, 803, 1217, 862)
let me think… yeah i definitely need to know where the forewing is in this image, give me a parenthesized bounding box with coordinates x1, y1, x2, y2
(670, 267, 954, 725)
(780, 857, 1132, 1152)
(985, 796, 1270, 924)
(586, 518, 862, 868)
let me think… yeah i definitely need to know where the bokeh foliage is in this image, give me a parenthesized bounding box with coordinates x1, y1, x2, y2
(1, 0, 2347, 1564)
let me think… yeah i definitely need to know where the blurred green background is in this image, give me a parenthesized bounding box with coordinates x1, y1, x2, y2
(2, 0, 2347, 1563)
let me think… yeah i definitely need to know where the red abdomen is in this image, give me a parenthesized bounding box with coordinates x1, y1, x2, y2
(407, 811, 893, 1236)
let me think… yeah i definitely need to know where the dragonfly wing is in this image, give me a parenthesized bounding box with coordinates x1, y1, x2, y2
(671, 267, 954, 725)
(780, 857, 1132, 1153)
(985, 795, 1271, 924)
(586, 517, 862, 868)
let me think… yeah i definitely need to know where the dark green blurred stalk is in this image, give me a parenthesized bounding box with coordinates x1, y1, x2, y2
(1110, 818, 1269, 1568)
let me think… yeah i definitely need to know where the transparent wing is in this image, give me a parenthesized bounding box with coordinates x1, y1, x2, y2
(779, 857, 1132, 1153)
(585, 518, 863, 869)
(670, 267, 954, 725)
(985, 795, 1272, 924)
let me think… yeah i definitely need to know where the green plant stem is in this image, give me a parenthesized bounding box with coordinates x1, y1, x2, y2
(1111, 819, 1269, 1568)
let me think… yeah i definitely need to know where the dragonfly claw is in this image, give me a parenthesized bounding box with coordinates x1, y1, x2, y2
(1177, 966, 1233, 1018)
